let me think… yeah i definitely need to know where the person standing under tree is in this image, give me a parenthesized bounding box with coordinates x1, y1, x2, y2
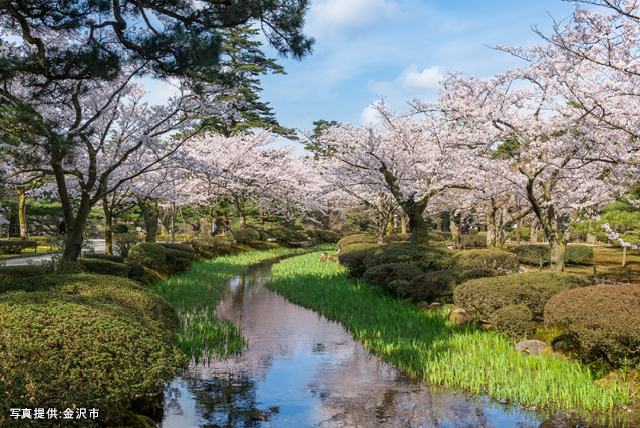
(211, 221, 217, 237)
(58, 218, 66, 235)
(194, 220, 201, 235)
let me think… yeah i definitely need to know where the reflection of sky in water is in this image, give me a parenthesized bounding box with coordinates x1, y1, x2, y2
(158, 260, 623, 428)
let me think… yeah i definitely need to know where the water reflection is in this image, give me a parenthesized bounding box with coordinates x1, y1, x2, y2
(159, 259, 624, 428)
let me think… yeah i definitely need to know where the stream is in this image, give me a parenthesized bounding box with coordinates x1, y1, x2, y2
(158, 258, 627, 428)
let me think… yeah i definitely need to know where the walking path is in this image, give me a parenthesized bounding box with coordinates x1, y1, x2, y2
(4, 239, 106, 266)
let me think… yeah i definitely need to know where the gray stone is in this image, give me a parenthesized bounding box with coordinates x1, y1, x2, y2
(515, 339, 548, 355)
(553, 340, 567, 347)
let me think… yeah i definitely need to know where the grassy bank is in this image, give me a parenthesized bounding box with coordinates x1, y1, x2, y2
(266, 252, 634, 416)
(150, 245, 333, 365)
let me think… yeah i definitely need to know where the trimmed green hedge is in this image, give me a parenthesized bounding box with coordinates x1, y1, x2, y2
(459, 234, 486, 248)
(451, 250, 520, 274)
(227, 228, 260, 244)
(306, 229, 340, 243)
(127, 242, 167, 269)
(362, 263, 424, 295)
(491, 304, 535, 341)
(82, 254, 125, 264)
(406, 267, 500, 303)
(513, 244, 594, 265)
(382, 233, 411, 244)
(0, 265, 47, 284)
(267, 227, 307, 243)
(341, 242, 381, 254)
(454, 271, 594, 320)
(29, 236, 57, 246)
(545, 284, 640, 365)
(508, 227, 531, 241)
(339, 243, 453, 277)
(337, 233, 377, 250)
(77, 258, 131, 278)
(158, 242, 195, 257)
(0, 289, 185, 426)
(188, 236, 232, 256)
(0, 240, 37, 254)
(125, 262, 146, 279)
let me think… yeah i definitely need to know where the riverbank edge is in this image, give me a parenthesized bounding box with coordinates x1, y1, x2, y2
(265, 251, 635, 425)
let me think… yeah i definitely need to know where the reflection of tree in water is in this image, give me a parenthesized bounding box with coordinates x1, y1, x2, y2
(183, 373, 280, 428)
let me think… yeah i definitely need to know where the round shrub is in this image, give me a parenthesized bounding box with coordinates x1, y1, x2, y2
(227, 228, 261, 244)
(459, 234, 486, 248)
(341, 242, 381, 254)
(306, 229, 341, 243)
(125, 262, 146, 279)
(545, 284, 640, 364)
(127, 242, 167, 269)
(82, 253, 125, 264)
(337, 233, 376, 250)
(362, 263, 424, 294)
(113, 223, 129, 234)
(513, 244, 594, 265)
(267, 227, 307, 243)
(158, 242, 195, 257)
(338, 249, 370, 277)
(451, 249, 520, 274)
(77, 258, 131, 278)
(454, 271, 594, 320)
(363, 243, 454, 273)
(189, 236, 232, 256)
(387, 279, 410, 299)
(0, 291, 185, 427)
(407, 267, 500, 303)
(382, 233, 411, 244)
(0, 265, 47, 284)
(490, 304, 535, 341)
(508, 227, 531, 241)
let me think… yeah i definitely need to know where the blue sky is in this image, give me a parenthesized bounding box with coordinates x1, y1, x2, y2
(142, 0, 581, 141)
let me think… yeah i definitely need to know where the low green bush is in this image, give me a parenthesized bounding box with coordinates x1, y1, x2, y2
(451, 249, 520, 274)
(387, 279, 410, 298)
(227, 228, 261, 244)
(29, 236, 57, 246)
(407, 267, 499, 303)
(0, 265, 47, 284)
(127, 242, 167, 269)
(77, 258, 131, 278)
(113, 223, 129, 234)
(459, 234, 486, 248)
(341, 242, 381, 254)
(339, 243, 453, 277)
(189, 235, 232, 256)
(164, 249, 193, 274)
(267, 227, 307, 243)
(362, 263, 424, 296)
(433, 231, 452, 239)
(491, 304, 535, 341)
(0, 289, 185, 426)
(158, 242, 195, 257)
(256, 228, 274, 241)
(306, 229, 340, 243)
(337, 232, 376, 250)
(0, 239, 37, 254)
(468, 228, 479, 235)
(454, 271, 594, 320)
(513, 244, 594, 265)
(545, 284, 640, 365)
(382, 233, 411, 244)
(125, 262, 146, 279)
(113, 234, 142, 257)
(82, 253, 125, 264)
(508, 227, 532, 241)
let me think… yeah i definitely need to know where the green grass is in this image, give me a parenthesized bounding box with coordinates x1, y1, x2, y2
(0, 246, 58, 258)
(266, 252, 635, 414)
(150, 245, 334, 365)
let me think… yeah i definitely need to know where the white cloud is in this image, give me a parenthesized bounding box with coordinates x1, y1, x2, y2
(360, 101, 382, 125)
(397, 64, 445, 91)
(309, 0, 398, 37)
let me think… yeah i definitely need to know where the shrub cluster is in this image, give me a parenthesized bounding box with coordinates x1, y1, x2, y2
(490, 304, 535, 341)
(0, 274, 184, 426)
(125, 262, 146, 279)
(267, 227, 307, 243)
(459, 234, 486, 248)
(0, 265, 47, 283)
(382, 233, 411, 244)
(77, 258, 131, 278)
(306, 229, 340, 243)
(341, 242, 381, 254)
(454, 271, 594, 319)
(337, 233, 377, 250)
(508, 227, 532, 241)
(158, 243, 194, 274)
(451, 249, 520, 274)
(113, 234, 142, 257)
(362, 263, 424, 295)
(0, 240, 37, 254)
(406, 267, 499, 303)
(339, 243, 453, 277)
(112, 223, 129, 234)
(29, 236, 57, 246)
(513, 244, 594, 265)
(127, 242, 167, 269)
(227, 228, 260, 244)
(545, 284, 640, 365)
(82, 253, 125, 264)
(189, 235, 233, 257)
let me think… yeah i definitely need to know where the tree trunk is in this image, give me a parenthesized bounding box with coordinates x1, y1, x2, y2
(450, 215, 459, 249)
(234, 196, 246, 228)
(103, 197, 113, 255)
(401, 213, 407, 234)
(623, 246, 627, 268)
(61, 192, 94, 260)
(17, 187, 28, 240)
(549, 238, 566, 272)
(517, 218, 522, 247)
(407, 207, 429, 245)
(485, 200, 496, 249)
(138, 198, 159, 243)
